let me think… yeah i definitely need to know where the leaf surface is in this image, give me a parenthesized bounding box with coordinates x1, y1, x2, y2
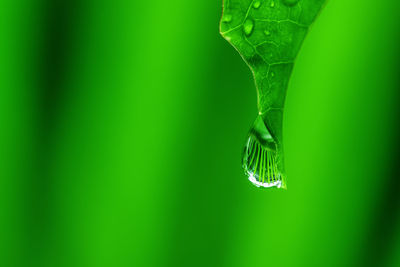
(220, 0, 325, 188)
(221, 0, 324, 139)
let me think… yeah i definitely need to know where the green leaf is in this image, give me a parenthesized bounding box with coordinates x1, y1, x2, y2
(220, 0, 325, 189)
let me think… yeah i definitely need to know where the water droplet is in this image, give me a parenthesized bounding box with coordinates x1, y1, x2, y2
(271, 71, 275, 77)
(270, 1, 275, 7)
(264, 30, 270, 36)
(223, 14, 232, 22)
(242, 116, 283, 189)
(282, 0, 299, 6)
(253, 1, 261, 9)
(243, 19, 254, 36)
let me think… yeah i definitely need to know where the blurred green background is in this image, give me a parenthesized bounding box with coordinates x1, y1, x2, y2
(1, 0, 400, 266)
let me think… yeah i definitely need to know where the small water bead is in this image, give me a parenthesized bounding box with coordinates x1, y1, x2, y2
(264, 30, 271, 36)
(282, 0, 299, 6)
(242, 116, 283, 189)
(270, 1, 275, 7)
(253, 1, 261, 9)
(223, 14, 232, 22)
(243, 19, 254, 36)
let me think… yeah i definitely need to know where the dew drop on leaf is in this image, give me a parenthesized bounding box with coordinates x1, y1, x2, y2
(223, 14, 232, 22)
(242, 116, 282, 188)
(282, 0, 299, 6)
(243, 19, 254, 36)
(219, 0, 326, 190)
(253, 1, 261, 9)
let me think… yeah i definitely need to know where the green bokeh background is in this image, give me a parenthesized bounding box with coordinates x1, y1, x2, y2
(1, 0, 400, 266)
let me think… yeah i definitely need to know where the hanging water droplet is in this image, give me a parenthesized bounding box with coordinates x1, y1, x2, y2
(282, 0, 299, 6)
(264, 30, 270, 36)
(223, 14, 232, 22)
(253, 1, 261, 9)
(242, 116, 283, 188)
(243, 19, 254, 36)
(270, 1, 275, 7)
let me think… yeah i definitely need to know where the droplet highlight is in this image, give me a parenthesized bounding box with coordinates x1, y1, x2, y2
(243, 19, 254, 36)
(270, 1, 275, 7)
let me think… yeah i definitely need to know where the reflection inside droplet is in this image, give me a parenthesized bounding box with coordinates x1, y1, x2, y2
(242, 116, 284, 189)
